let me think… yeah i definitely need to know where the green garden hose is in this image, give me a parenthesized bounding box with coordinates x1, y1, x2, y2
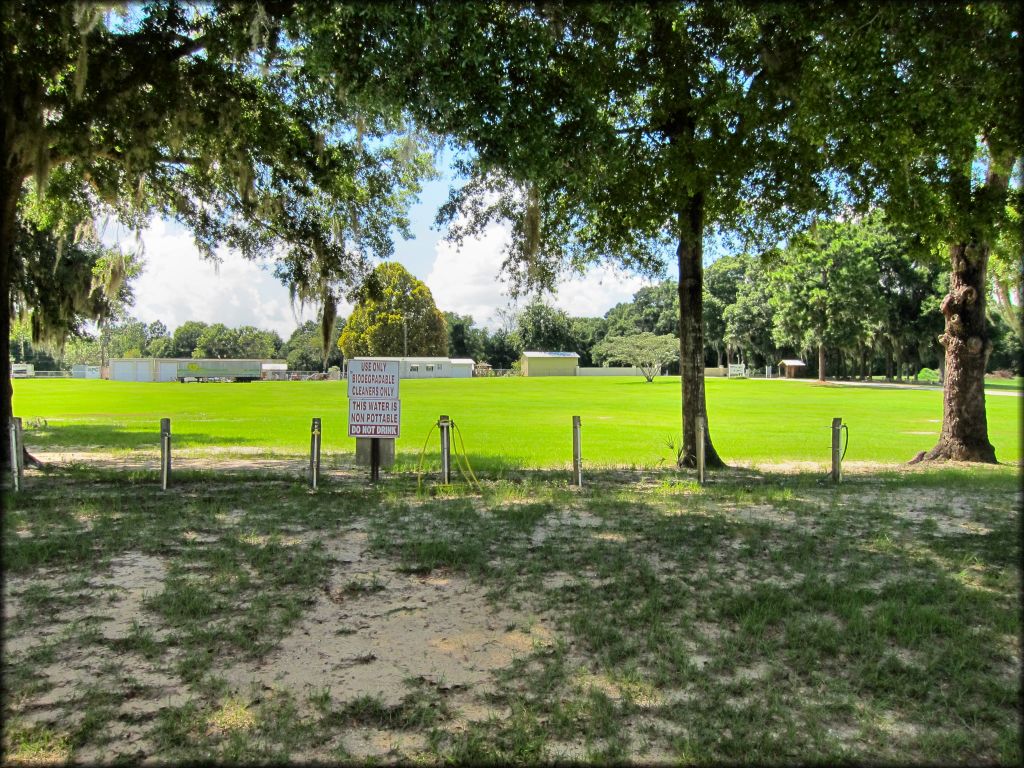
(452, 420, 481, 490)
(415, 422, 438, 494)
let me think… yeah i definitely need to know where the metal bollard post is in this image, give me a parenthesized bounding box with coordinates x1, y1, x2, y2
(160, 418, 171, 490)
(571, 416, 583, 487)
(14, 418, 24, 484)
(696, 415, 706, 485)
(310, 418, 322, 490)
(831, 417, 843, 483)
(8, 420, 21, 492)
(438, 415, 451, 484)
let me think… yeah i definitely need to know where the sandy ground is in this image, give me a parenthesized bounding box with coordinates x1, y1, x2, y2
(2, 520, 559, 763)
(27, 448, 1019, 478)
(218, 526, 554, 714)
(5, 450, 1018, 763)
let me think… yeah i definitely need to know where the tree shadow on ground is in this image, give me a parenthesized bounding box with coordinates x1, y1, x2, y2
(21, 423, 256, 451)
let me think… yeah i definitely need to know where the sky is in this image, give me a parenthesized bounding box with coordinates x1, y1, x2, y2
(115, 158, 661, 338)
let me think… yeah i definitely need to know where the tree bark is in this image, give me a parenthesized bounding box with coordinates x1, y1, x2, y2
(676, 192, 724, 469)
(817, 343, 826, 382)
(923, 240, 997, 462)
(2, 127, 20, 483)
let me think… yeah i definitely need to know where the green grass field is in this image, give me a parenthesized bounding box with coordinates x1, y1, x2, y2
(12, 376, 1022, 468)
(984, 376, 1024, 391)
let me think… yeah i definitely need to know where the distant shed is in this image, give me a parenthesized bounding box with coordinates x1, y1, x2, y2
(779, 359, 806, 379)
(520, 351, 580, 377)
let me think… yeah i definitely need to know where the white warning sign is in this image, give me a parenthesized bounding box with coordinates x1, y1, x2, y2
(348, 359, 401, 438)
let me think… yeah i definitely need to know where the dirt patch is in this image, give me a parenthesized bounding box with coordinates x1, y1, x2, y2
(4, 554, 170, 654)
(28, 449, 363, 476)
(342, 728, 429, 761)
(217, 528, 557, 713)
(859, 489, 997, 535)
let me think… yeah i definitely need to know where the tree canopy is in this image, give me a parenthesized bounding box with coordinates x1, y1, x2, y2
(1, 2, 432, 470)
(593, 333, 678, 382)
(338, 262, 447, 359)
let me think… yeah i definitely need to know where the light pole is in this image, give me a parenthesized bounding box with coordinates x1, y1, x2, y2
(403, 317, 408, 357)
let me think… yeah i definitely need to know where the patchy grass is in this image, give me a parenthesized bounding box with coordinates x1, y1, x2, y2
(3, 461, 1020, 764)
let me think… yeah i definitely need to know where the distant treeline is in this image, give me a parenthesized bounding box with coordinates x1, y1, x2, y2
(11, 218, 1021, 377)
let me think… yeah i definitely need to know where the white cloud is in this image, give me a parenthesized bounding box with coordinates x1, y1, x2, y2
(424, 222, 513, 329)
(549, 265, 653, 318)
(123, 219, 337, 338)
(424, 223, 655, 329)
(123, 214, 657, 341)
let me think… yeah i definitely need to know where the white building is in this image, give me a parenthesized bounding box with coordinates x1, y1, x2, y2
(346, 357, 475, 379)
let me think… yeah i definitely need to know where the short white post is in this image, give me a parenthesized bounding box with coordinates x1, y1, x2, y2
(696, 415, 706, 485)
(14, 417, 24, 489)
(160, 418, 171, 490)
(571, 416, 582, 487)
(831, 417, 843, 483)
(8, 419, 22, 492)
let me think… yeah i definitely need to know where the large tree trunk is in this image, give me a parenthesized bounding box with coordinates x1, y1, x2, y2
(2, 128, 20, 483)
(817, 343, 826, 382)
(676, 192, 724, 469)
(923, 240, 997, 462)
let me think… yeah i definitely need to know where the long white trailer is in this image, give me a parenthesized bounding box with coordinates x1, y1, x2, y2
(176, 359, 262, 382)
(107, 358, 279, 382)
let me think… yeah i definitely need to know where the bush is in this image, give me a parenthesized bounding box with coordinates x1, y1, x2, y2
(917, 367, 940, 383)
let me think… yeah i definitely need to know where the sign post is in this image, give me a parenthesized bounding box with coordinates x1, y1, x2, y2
(347, 359, 400, 481)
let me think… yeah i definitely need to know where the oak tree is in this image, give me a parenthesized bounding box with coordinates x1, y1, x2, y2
(338, 262, 447, 359)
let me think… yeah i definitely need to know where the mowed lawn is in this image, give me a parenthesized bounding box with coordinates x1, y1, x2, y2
(12, 376, 1022, 468)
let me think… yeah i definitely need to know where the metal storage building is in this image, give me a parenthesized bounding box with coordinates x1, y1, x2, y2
(109, 359, 179, 382)
(520, 351, 580, 377)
